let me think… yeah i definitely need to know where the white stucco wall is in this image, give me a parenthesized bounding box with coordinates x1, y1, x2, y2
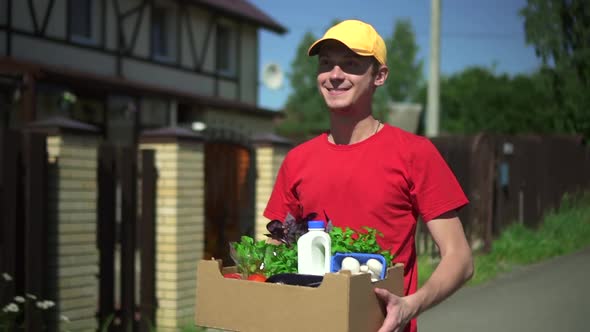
(217, 80, 238, 100)
(203, 109, 275, 138)
(180, 7, 208, 69)
(12, 34, 118, 76)
(240, 25, 258, 104)
(120, 0, 151, 57)
(0, 0, 6, 25)
(105, 0, 117, 50)
(43, 0, 66, 39)
(123, 57, 216, 96)
(11, 0, 35, 31)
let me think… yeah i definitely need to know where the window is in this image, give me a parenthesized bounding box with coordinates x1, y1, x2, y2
(69, 0, 93, 42)
(151, 8, 168, 58)
(151, 5, 176, 61)
(216, 24, 235, 75)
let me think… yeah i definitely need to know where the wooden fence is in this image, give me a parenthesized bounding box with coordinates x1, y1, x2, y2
(417, 133, 590, 256)
(0, 129, 157, 332)
(0, 129, 48, 331)
(97, 145, 157, 332)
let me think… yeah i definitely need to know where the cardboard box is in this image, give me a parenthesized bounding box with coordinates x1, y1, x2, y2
(195, 259, 404, 332)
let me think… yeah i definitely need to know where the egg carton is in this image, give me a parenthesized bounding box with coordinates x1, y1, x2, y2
(330, 252, 387, 280)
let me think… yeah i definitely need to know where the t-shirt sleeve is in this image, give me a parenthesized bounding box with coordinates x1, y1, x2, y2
(410, 138, 469, 222)
(263, 155, 301, 222)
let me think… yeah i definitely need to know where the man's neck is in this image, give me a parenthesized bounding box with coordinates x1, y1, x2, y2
(328, 115, 381, 145)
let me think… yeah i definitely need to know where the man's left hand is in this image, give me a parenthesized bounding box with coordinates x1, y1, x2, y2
(374, 288, 413, 332)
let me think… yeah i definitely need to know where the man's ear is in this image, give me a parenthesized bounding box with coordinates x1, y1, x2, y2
(374, 65, 389, 86)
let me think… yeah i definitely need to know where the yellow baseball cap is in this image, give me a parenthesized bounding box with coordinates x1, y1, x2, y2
(308, 20, 387, 65)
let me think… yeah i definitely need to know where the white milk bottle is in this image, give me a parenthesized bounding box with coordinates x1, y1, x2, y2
(297, 220, 332, 275)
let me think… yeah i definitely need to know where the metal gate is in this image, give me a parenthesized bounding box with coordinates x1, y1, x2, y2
(97, 144, 157, 332)
(203, 131, 256, 266)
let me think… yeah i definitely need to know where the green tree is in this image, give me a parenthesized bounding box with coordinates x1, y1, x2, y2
(430, 66, 557, 135)
(276, 31, 328, 142)
(520, 0, 590, 140)
(374, 19, 423, 127)
(383, 19, 424, 103)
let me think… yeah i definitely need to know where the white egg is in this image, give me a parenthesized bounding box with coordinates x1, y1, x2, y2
(341, 257, 361, 274)
(366, 258, 384, 278)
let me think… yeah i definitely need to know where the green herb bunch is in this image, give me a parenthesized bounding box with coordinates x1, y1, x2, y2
(329, 226, 394, 266)
(230, 219, 395, 277)
(230, 237, 298, 277)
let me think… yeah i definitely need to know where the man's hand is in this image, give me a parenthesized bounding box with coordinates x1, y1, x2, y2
(374, 288, 414, 332)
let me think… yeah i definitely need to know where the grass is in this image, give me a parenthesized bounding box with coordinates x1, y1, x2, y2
(418, 191, 590, 287)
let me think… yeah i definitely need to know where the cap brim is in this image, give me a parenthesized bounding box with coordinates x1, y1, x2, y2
(307, 38, 376, 59)
(307, 38, 331, 56)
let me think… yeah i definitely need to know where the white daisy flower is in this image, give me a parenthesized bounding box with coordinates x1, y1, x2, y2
(14, 296, 25, 303)
(2, 273, 12, 281)
(26, 293, 37, 300)
(2, 303, 19, 313)
(36, 300, 55, 310)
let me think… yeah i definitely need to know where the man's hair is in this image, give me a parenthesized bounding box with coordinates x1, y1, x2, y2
(371, 57, 382, 77)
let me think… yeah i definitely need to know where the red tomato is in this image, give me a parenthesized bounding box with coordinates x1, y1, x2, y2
(247, 274, 267, 282)
(223, 273, 242, 279)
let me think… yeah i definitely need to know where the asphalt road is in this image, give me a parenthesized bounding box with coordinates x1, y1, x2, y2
(418, 246, 590, 332)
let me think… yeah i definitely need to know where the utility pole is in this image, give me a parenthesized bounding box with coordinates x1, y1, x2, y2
(426, 0, 441, 137)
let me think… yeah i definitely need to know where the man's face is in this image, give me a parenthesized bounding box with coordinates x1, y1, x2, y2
(316, 41, 384, 113)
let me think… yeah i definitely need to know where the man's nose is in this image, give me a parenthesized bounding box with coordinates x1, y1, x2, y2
(329, 65, 345, 79)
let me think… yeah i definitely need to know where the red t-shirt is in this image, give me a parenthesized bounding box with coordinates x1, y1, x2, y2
(264, 124, 468, 332)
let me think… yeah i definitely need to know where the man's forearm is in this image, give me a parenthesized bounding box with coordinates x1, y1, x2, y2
(406, 246, 473, 317)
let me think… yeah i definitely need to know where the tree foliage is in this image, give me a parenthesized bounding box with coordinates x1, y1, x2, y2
(429, 66, 558, 135)
(276, 31, 328, 142)
(374, 19, 424, 124)
(520, 0, 590, 140)
(383, 19, 424, 103)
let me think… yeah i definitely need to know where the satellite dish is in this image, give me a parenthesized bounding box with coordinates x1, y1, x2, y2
(261, 63, 284, 90)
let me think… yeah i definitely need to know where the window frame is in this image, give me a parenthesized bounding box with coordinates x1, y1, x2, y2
(215, 22, 236, 76)
(150, 3, 177, 63)
(68, 0, 98, 45)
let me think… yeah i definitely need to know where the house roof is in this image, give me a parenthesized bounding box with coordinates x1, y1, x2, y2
(189, 0, 287, 34)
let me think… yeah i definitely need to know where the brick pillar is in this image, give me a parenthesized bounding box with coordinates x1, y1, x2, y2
(252, 133, 293, 240)
(28, 116, 100, 332)
(139, 127, 205, 332)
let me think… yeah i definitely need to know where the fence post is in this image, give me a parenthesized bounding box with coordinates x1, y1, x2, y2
(251, 133, 293, 241)
(97, 144, 116, 331)
(22, 131, 48, 331)
(119, 146, 138, 332)
(28, 116, 101, 331)
(139, 127, 204, 331)
(0, 130, 21, 329)
(139, 150, 157, 332)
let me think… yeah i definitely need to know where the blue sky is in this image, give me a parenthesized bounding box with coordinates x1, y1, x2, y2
(248, 0, 543, 110)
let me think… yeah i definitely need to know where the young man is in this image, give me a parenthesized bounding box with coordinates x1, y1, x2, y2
(264, 20, 473, 332)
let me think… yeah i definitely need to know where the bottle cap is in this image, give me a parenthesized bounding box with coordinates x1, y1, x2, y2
(308, 220, 325, 229)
